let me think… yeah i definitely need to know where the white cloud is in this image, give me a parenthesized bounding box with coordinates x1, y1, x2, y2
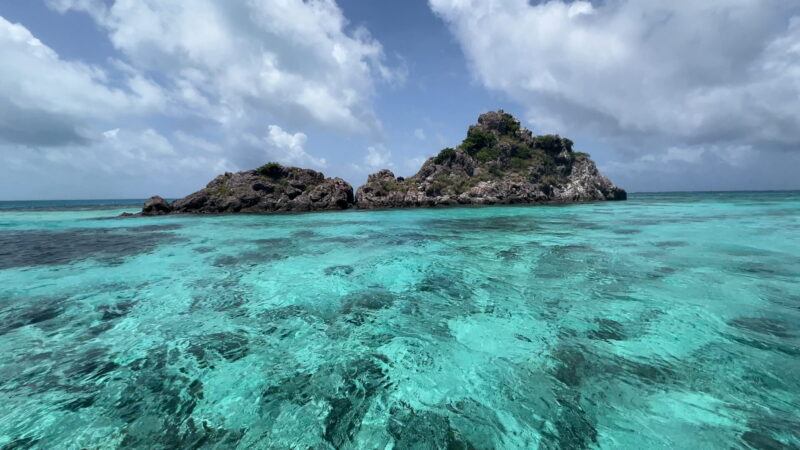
(0, 16, 166, 147)
(265, 125, 327, 168)
(103, 128, 120, 139)
(52, 0, 401, 134)
(1, 2, 405, 197)
(364, 144, 392, 170)
(429, 0, 800, 156)
(349, 144, 393, 174)
(414, 128, 426, 140)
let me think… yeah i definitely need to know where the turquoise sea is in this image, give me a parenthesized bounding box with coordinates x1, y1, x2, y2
(0, 192, 798, 449)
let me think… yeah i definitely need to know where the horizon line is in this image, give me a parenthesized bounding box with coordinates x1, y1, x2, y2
(2, 189, 800, 203)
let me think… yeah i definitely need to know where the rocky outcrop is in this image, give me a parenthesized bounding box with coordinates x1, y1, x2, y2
(136, 111, 624, 216)
(356, 110, 626, 209)
(142, 163, 354, 214)
(142, 196, 172, 216)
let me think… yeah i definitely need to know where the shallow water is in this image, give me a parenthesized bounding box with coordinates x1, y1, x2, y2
(1, 192, 799, 449)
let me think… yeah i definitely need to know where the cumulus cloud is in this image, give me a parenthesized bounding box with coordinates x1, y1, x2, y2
(0, 16, 164, 147)
(349, 144, 393, 174)
(364, 145, 393, 170)
(1, 1, 405, 197)
(250, 125, 327, 169)
(51, 0, 400, 134)
(429, 0, 800, 168)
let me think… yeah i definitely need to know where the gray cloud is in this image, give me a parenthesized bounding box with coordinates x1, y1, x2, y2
(0, 104, 89, 147)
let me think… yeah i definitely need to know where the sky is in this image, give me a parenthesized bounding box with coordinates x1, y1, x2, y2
(1, 0, 799, 200)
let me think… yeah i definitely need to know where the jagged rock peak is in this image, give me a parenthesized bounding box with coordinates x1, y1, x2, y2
(355, 110, 626, 209)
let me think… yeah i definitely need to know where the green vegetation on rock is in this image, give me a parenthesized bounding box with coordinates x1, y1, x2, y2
(461, 128, 497, 158)
(534, 135, 573, 154)
(433, 148, 457, 164)
(355, 110, 626, 208)
(256, 162, 284, 179)
(215, 184, 232, 196)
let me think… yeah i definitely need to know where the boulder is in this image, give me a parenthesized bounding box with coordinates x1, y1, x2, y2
(141, 196, 172, 216)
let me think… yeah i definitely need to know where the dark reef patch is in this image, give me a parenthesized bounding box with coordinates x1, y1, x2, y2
(417, 272, 473, 300)
(387, 403, 475, 449)
(341, 289, 395, 314)
(727, 334, 800, 357)
(110, 346, 246, 448)
(741, 414, 800, 449)
(259, 305, 312, 323)
(619, 357, 677, 386)
(542, 393, 598, 450)
(212, 250, 284, 267)
(0, 436, 41, 449)
(124, 223, 183, 233)
(211, 238, 304, 267)
(190, 288, 247, 314)
(341, 289, 396, 325)
(426, 216, 541, 235)
(612, 228, 641, 235)
(186, 332, 250, 368)
(587, 318, 627, 341)
(324, 265, 354, 276)
(729, 317, 795, 338)
(65, 346, 120, 383)
(654, 241, 689, 248)
(324, 397, 361, 447)
(60, 395, 96, 411)
(292, 229, 317, 238)
(261, 357, 391, 447)
(0, 296, 66, 335)
(552, 346, 590, 387)
(741, 431, 785, 450)
(96, 300, 137, 321)
(0, 228, 181, 270)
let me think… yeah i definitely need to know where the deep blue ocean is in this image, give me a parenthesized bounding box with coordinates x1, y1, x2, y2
(1, 192, 798, 449)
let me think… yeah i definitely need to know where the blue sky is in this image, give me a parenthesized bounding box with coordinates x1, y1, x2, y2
(1, 0, 799, 200)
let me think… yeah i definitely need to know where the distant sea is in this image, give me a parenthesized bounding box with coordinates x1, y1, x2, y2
(1, 192, 798, 448)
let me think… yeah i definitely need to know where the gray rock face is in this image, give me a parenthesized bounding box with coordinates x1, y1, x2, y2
(144, 164, 354, 214)
(356, 110, 626, 209)
(142, 196, 172, 216)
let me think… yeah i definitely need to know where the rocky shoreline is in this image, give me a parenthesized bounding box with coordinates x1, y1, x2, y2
(139, 110, 625, 216)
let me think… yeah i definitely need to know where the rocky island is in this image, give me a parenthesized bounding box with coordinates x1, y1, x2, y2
(356, 110, 626, 208)
(140, 110, 625, 215)
(141, 164, 354, 215)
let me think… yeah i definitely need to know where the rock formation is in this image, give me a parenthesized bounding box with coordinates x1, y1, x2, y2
(141, 196, 172, 216)
(141, 163, 354, 214)
(356, 110, 626, 208)
(138, 110, 625, 215)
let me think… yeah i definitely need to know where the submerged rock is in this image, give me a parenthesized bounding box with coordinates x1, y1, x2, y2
(356, 110, 626, 209)
(142, 163, 355, 214)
